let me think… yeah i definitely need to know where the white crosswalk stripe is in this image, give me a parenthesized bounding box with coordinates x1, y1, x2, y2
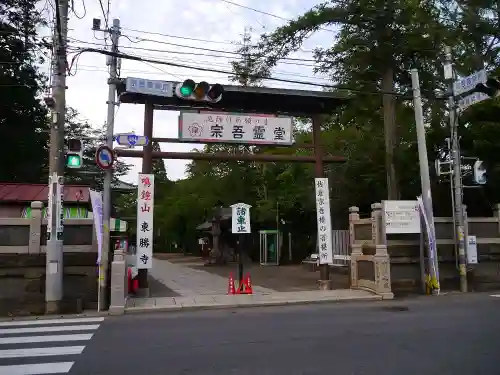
(0, 317, 104, 375)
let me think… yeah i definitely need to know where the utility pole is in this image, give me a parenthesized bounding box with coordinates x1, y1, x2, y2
(444, 46, 468, 292)
(410, 69, 440, 294)
(100, 19, 121, 309)
(45, 0, 69, 314)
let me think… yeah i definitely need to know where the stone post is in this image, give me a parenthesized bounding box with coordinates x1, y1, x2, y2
(348, 206, 360, 246)
(373, 244, 394, 299)
(109, 249, 126, 315)
(371, 203, 384, 245)
(494, 204, 500, 237)
(28, 201, 43, 254)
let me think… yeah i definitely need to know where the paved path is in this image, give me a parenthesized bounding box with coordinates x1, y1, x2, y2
(0, 317, 104, 375)
(73, 293, 500, 375)
(150, 258, 275, 296)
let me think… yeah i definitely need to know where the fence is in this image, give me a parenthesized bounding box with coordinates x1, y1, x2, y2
(0, 201, 99, 316)
(332, 229, 350, 266)
(349, 202, 500, 294)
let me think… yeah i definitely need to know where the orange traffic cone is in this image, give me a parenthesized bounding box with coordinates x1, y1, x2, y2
(246, 274, 253, 294)
(228, 273, 236, 295)
(242, 274, 253, 295)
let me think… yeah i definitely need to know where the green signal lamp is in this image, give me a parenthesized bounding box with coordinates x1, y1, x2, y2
(179, 79, 196, 97)
(66, 154, 82, 168)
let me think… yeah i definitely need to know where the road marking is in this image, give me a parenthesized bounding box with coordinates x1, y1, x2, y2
(0, 362, 74, 375)
(490, 294, 500, 298)
(0, 317, 104, 327)
(0, 333, 94, 345)
(0, 324, 100, 335)
(0, 346, 85, 358)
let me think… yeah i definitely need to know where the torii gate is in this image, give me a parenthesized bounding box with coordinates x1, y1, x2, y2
(115, 79, 350, 297)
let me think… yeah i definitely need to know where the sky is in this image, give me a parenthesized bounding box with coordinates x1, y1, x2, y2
(38, 0, 336, 184)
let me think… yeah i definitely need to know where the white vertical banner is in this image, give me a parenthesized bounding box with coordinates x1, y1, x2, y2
(417, 196, 440, 286)
(89, 190, 104, 265)
(55, 176, 64, 237)
(47, 174, 55, 238)
(315, 178, 333, 264)
(230, 203, 252, 234)
(137, 174, 155, 269)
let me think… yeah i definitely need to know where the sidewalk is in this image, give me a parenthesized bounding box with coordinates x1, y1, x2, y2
(149, 258, 275, 296)
(125, 258, 382, 313)
(125, 289, 382, 313)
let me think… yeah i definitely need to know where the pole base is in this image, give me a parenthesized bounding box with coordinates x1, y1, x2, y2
(317, 279, 333, 290)
(135, 287, 150, 298)
(45, 301, 63, 315)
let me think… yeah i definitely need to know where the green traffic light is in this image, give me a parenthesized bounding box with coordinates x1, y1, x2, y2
(180, 86, 193, 96)
(179, 79, 196, 97)
(66, 154, 82, 168)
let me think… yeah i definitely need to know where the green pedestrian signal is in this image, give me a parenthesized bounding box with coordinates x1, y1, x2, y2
(66, 139, 83, 169)
(66, 154, 82, 168)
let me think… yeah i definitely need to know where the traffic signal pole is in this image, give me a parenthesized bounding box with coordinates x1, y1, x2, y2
(45, 0, 69, 314)
(100, 19, 121, 309)
(444, 46, 468, 292)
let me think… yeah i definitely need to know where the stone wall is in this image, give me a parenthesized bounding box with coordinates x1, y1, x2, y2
(0, 202, 98, 316)
(349, 203, 500, 294)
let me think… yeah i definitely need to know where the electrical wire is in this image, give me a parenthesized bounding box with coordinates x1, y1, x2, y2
(97, 0, 109, 27)
(217, 0, 337, 33)
(71, 0, 87, 19)
(69, 37, 317, 66)
(70, 47, 409, 96)
(67, 39, 317, 69)
(121, 27, 239, 46)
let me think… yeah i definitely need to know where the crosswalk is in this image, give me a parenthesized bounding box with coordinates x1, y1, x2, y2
(0, 316, 104, 375)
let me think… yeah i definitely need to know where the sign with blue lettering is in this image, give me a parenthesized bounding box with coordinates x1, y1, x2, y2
(114, 133, 149, 148)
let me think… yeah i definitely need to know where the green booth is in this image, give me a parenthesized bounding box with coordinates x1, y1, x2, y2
(259, 230, 282, 266)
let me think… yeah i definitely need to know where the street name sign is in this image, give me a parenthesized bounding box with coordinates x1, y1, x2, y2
(115, 133, 149, 148)
(125, 77, 174, 97)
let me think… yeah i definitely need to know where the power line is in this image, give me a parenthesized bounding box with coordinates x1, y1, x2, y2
(71, 47, 408, 96)
(124, 34, 317, 61)
(70, 0, 86, 19)
(217, 0, 337, 33)
(121, 27, 239, 46)
(70, 36, 318, 64)
(67, 39, 318, 67)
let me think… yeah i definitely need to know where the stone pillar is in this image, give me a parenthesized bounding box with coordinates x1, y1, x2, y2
(373, 244, 394, 299)
(371, 203, 384, 245)
(348, 206, 360, 247)
(28, 201, 43, 254)
(349, 243, 363, 288)
(109, 249, 126, 315)
(494, 204, 500, 237)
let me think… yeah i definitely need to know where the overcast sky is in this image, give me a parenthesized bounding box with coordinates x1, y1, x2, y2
(38, 0, 336, 184)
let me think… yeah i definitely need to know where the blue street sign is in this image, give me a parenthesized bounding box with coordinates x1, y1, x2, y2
(95, 145, 115, 170)
(114, 133, 149, 147)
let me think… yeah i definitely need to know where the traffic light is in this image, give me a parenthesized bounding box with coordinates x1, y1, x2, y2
(175, 80, 224, 103)
(474, 78, 500, 97)
(66, 139, 83, 169)
(473, 160, 487, 185)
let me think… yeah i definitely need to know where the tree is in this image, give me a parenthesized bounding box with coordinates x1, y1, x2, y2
(0, 0, 49, 183)
(231, 0, 448, 200)
(63, 108, 131, 189)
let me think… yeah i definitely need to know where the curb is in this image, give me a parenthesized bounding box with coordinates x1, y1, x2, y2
(123, 295, 383, 315)
(0, 310, 112, 323)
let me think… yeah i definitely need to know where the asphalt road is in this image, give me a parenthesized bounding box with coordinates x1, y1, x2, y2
(4, 293, 496, 375)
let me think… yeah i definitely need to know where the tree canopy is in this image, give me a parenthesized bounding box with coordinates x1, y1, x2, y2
(143, 1, 500, 260)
